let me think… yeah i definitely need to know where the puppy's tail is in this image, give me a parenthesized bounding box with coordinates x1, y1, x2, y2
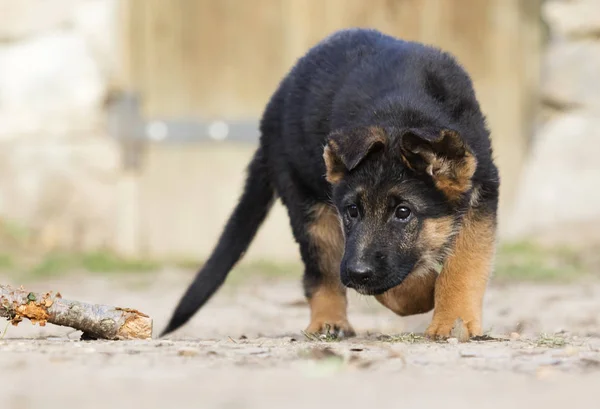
(161, 147, 274, 336)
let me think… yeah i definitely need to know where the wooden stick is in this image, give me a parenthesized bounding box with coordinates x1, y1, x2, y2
(0, 284, 152, 340)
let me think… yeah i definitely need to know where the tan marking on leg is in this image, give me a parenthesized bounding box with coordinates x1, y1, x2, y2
(305, 203, 355, 336)
(425, 210, 496, 341)
(307, 203, 345, 282)
(306, 286, 354, 336)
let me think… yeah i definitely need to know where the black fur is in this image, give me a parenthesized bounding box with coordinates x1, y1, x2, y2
(161, 28, 499, 336)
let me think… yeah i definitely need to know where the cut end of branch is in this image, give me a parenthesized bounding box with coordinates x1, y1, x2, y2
(117, 313, 153, 340)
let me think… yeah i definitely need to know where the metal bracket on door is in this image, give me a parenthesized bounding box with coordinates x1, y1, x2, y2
(106, 92, 261, 171)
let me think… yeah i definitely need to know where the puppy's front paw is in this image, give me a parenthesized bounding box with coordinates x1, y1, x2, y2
(425, 315, 481, 342)
(305, 319, 356, 339)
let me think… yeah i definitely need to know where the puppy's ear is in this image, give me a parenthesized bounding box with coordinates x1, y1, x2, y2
(323, 126, 387, 184)
(400, 128, 477, 201)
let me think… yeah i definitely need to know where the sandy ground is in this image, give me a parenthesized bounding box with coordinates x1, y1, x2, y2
(1, 269, 600, 409)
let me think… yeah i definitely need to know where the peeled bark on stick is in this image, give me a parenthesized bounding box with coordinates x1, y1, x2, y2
(0, 284, 152, 340)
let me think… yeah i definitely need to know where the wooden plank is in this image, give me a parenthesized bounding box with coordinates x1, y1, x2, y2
(122, 0, 290, 115)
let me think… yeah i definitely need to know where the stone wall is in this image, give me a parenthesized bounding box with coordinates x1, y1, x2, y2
(507, 0, 600, 243)
(0, 0, 122, 251)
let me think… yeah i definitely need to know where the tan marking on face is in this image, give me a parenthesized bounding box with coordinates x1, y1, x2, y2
(419, 216, 455, 251)
(358, 186, 393, 243)
(376, 213, 450, 317)
(425, 210, 496, 340)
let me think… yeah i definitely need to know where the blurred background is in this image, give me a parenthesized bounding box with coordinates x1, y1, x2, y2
(0, 0, 598, 279)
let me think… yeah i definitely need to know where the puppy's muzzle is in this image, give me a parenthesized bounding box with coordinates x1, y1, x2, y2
(344, 259, 376, 289)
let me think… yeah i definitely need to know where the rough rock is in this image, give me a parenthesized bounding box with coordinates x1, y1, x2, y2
(542, 41, 600, 111)
(0, 0, 78, 41)
(72, 0, 119, 83)
(0, 136, 120, 251)
(507, 114, 600, 239)
(543, 0, 600, 39)
(0, 32, 107, 139)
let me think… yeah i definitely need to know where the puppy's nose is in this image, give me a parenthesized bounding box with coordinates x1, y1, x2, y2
(347, 261, 374, 286)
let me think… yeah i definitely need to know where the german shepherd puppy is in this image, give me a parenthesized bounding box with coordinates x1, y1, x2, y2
(161, 28, 499, 340)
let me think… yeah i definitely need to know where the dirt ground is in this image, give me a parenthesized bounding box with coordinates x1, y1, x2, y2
(1, 269, 600, 409)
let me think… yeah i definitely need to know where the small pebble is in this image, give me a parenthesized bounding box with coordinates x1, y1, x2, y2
(177, 348, 199, 357)
(562, 346, 579, 357)
(243, 347, 269, 356)
(536, 366, 557, 380)
(386, 348, 405, 360)
(510, 332, 520, 341)
(447, 337, 459, 345)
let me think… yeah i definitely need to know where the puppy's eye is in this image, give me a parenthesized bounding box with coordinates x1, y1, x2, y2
(346, 205, 359, 219)
(394, 206, 411, 221)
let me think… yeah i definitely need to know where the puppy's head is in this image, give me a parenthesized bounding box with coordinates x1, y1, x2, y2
(324, 125, 476, 295)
